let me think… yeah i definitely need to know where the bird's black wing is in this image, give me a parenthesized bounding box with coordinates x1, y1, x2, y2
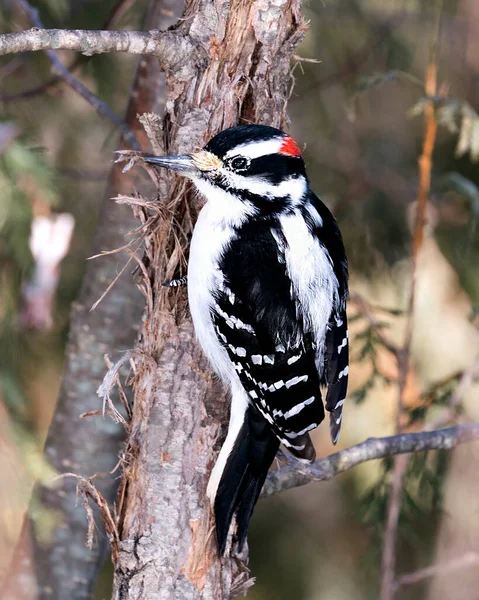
(214, 219, 325, 460)
(212, 218, 325, 553)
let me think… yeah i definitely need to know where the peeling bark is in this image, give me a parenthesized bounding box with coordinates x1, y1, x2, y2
(112, 1, 305, 597)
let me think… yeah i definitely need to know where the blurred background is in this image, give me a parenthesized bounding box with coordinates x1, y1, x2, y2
(1, 0, 479, 598)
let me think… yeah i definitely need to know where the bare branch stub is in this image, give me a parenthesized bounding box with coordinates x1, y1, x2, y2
(0, 26, 200, 67)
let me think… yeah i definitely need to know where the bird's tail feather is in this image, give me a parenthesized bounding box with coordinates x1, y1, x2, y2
(213, 404, 279, 555)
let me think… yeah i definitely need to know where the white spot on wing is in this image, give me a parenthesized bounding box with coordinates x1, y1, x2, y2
(283, 396, 315, 419)
(287, 353, 301, 365)
(286, 422, 318, 438)
(285, 374, 308, 389)
(252, 354, 262, 365)
(337, 336, 348, 354)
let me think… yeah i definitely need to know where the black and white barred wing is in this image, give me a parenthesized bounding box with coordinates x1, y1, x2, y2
(324, 308, 348, 444)
(213, 226, 326, 461)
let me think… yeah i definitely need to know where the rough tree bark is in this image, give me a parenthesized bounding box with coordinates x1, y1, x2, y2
(1, 2, 180, 599)
(110, 1, 306, 598)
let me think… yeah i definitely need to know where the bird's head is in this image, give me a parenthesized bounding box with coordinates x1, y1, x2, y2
(143, 125, 308, 215)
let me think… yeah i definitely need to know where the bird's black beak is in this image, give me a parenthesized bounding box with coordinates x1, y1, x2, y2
(143, 154, 198, 176)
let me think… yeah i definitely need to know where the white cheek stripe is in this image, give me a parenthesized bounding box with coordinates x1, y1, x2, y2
(228, 174, 306, 203)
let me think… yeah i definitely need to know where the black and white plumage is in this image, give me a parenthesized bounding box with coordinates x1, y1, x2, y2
(143, 125, 349, 555)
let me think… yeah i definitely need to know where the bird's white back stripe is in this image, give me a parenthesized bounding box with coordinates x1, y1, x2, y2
(334, 399, 345, 409)
(306, 203, 323, 227)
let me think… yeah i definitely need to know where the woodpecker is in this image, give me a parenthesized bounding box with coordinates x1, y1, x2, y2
(143, 125, 349, 555)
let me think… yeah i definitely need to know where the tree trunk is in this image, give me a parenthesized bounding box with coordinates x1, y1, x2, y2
(0, 3, 180, 599)
(112, 1, 305, 597)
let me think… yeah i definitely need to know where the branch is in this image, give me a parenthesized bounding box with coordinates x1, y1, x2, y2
(0, 0, 137, 102)
(380, 5, 443, 598)
(14, 0, 140, 150)
(394, 552, 479, 590)
(262, 423, 479, 497)
(0, 27, 194, 67)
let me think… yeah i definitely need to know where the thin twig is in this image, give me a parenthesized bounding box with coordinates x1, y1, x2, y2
(349, 293, 399, 356)
(89, 251, 137, 311)
(426, 356, 479, 430)
(96, 351, 133, 427)
(262, 423, 479, 497)
(379, 4, 443, 599)
(394, 552, 479, 590)
(56, 473, 120, 560)
(14, 0, 140, 150)
(0, 0, 136, 103)
(0, 26, 194, 64)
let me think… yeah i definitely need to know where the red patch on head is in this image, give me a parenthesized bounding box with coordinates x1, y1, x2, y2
(279, 136, 302, 157)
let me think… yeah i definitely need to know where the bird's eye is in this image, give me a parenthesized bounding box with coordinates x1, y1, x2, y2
(229, 156, 250, 171)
